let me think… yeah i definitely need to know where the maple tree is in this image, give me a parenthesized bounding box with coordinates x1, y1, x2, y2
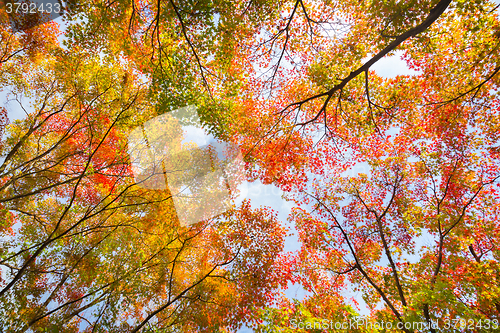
(228, 0, 500, 331)
(0, 13, 288, 332)
(1, 0, 500, 331)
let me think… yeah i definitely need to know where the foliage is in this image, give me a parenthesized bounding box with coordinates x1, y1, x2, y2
(1, 0, 500, 331)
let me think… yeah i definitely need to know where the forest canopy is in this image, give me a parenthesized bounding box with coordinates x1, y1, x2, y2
(1, 0, 500, 332)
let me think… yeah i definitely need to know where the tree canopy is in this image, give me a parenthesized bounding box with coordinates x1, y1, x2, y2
(1, 0, 500, 332)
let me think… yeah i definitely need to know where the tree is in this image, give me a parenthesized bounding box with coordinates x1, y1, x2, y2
(0, 12, 288, 332)
(2, 0, 500, 331)
(228, 0, 500, 331)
